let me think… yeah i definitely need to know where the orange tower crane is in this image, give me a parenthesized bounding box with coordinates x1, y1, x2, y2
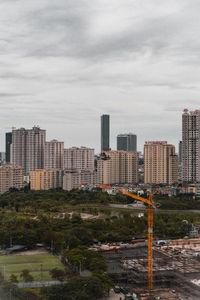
(122, 190, 153, 291)
(101, 185, 154, 290)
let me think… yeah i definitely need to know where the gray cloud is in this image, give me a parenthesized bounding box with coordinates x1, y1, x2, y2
(0, 0, 199, 151)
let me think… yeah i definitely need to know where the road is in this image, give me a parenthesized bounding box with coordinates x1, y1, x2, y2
(109, 204, 200, 214)
(106, 289, 124, 300)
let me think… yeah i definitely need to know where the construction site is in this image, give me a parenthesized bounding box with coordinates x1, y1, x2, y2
(99, 238, 200, 300)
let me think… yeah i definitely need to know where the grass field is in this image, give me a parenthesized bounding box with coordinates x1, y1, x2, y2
(0, 254, 65, 282)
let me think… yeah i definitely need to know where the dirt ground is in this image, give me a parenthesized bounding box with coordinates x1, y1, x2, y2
(12, 249, 49, 256)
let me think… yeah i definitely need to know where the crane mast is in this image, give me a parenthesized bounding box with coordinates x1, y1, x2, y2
(123, 190, 153, 290)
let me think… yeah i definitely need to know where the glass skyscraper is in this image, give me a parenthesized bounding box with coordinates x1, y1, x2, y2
(117, 133, 137, 151)
(101, 114, 110, 152)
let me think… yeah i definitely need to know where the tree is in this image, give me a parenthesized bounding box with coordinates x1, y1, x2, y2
(10, 274, 18, 283)
(20, 269, 34, 282)
(49, 268, 66, 281)
(0, 272, 4, 282)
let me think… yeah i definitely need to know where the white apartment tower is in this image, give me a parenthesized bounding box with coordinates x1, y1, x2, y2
(44, 140, 64, 170)
(64, 147, 95, 171)
(182, 109, 200, 184)
(11, 126, 46, 175)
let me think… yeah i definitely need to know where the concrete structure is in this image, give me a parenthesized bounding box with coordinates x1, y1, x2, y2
(182, 109, 200, 184)
(117, 133, 137, 151)
(64, 147, 94, 171)
(63, 169, 97, 191)
(11, 126, 46, 175)
(30, 169, 63, 190)
(101, 114, 110, 151)
(97, 150, 138, 185)
(144, 141, 178, 185)
(0, 164, 24, 192)
(44, 140, 64, 170)
(5, 132, 12, 163)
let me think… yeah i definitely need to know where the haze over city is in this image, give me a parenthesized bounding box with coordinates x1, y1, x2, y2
(1, 0, 200, 151)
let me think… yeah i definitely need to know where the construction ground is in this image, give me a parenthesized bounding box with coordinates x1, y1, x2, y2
(101, 238, 200, 300)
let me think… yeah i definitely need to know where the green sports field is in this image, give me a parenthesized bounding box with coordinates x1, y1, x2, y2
(0, 254, 65, 282)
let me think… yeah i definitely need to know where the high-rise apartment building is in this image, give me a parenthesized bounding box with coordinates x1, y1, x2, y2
(179, 141, 182, 165)
(0, 164, 24, 192)
(11, 126, 46, 175)
(182, 109, 200, 184)
(30, 169, 63, 190)
(64, 147, 94, 171)
(101, 114, 110, 151)
(97, 150, 138, 185)
(44, 140, 64, 170)
(5, 132, 12, 163)
(117, 134, 137, 151)
(144, 141, 178, 185)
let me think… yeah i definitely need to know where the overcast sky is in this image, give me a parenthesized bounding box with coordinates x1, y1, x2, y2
(0, 0, 200, 152)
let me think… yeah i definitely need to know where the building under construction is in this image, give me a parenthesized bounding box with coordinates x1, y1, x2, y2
(100, 239, 200, 299)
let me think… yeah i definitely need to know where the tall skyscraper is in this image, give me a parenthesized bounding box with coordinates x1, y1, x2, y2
(44, 140, 64, 170)
(101, 114, 110, 151)
(5, 132, 12, 163)
(117, 133, 137, 151)
(144, 141, 178, 185)
(64, 147, 95, 171)
(11, 126, 46, 175)
(182, 109, 200, 184)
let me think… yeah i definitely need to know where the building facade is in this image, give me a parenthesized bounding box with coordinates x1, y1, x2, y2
(0, 164, 24, 192)
(117, 134, 137, 151)
(11, 126, 46, 175)
(44, 140, 64, 170)
(64, 147, 94, 171)
(5, 132, 12, 163)
(182, 109, 200, 184)
(178, 141, 182, 165)
(101, 114, 110, 151)
(144, 141, 178, 185)
(97, 150, 138, 185)
(30, 169, 63, 190)
(63, 170, 97, 191)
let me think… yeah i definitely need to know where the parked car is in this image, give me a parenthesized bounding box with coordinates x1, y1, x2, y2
(114, 286, 121, 293)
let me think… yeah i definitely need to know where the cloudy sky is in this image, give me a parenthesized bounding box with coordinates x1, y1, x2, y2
(0, 0, 200, 152)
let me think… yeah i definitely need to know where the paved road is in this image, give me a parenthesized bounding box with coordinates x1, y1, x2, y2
(106, 289, 124, 300)
(109, 204, 200, 214)
(109, 203, 145, 210)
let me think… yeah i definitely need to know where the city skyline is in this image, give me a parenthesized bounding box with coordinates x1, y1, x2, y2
(1, 113, 183, 154)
